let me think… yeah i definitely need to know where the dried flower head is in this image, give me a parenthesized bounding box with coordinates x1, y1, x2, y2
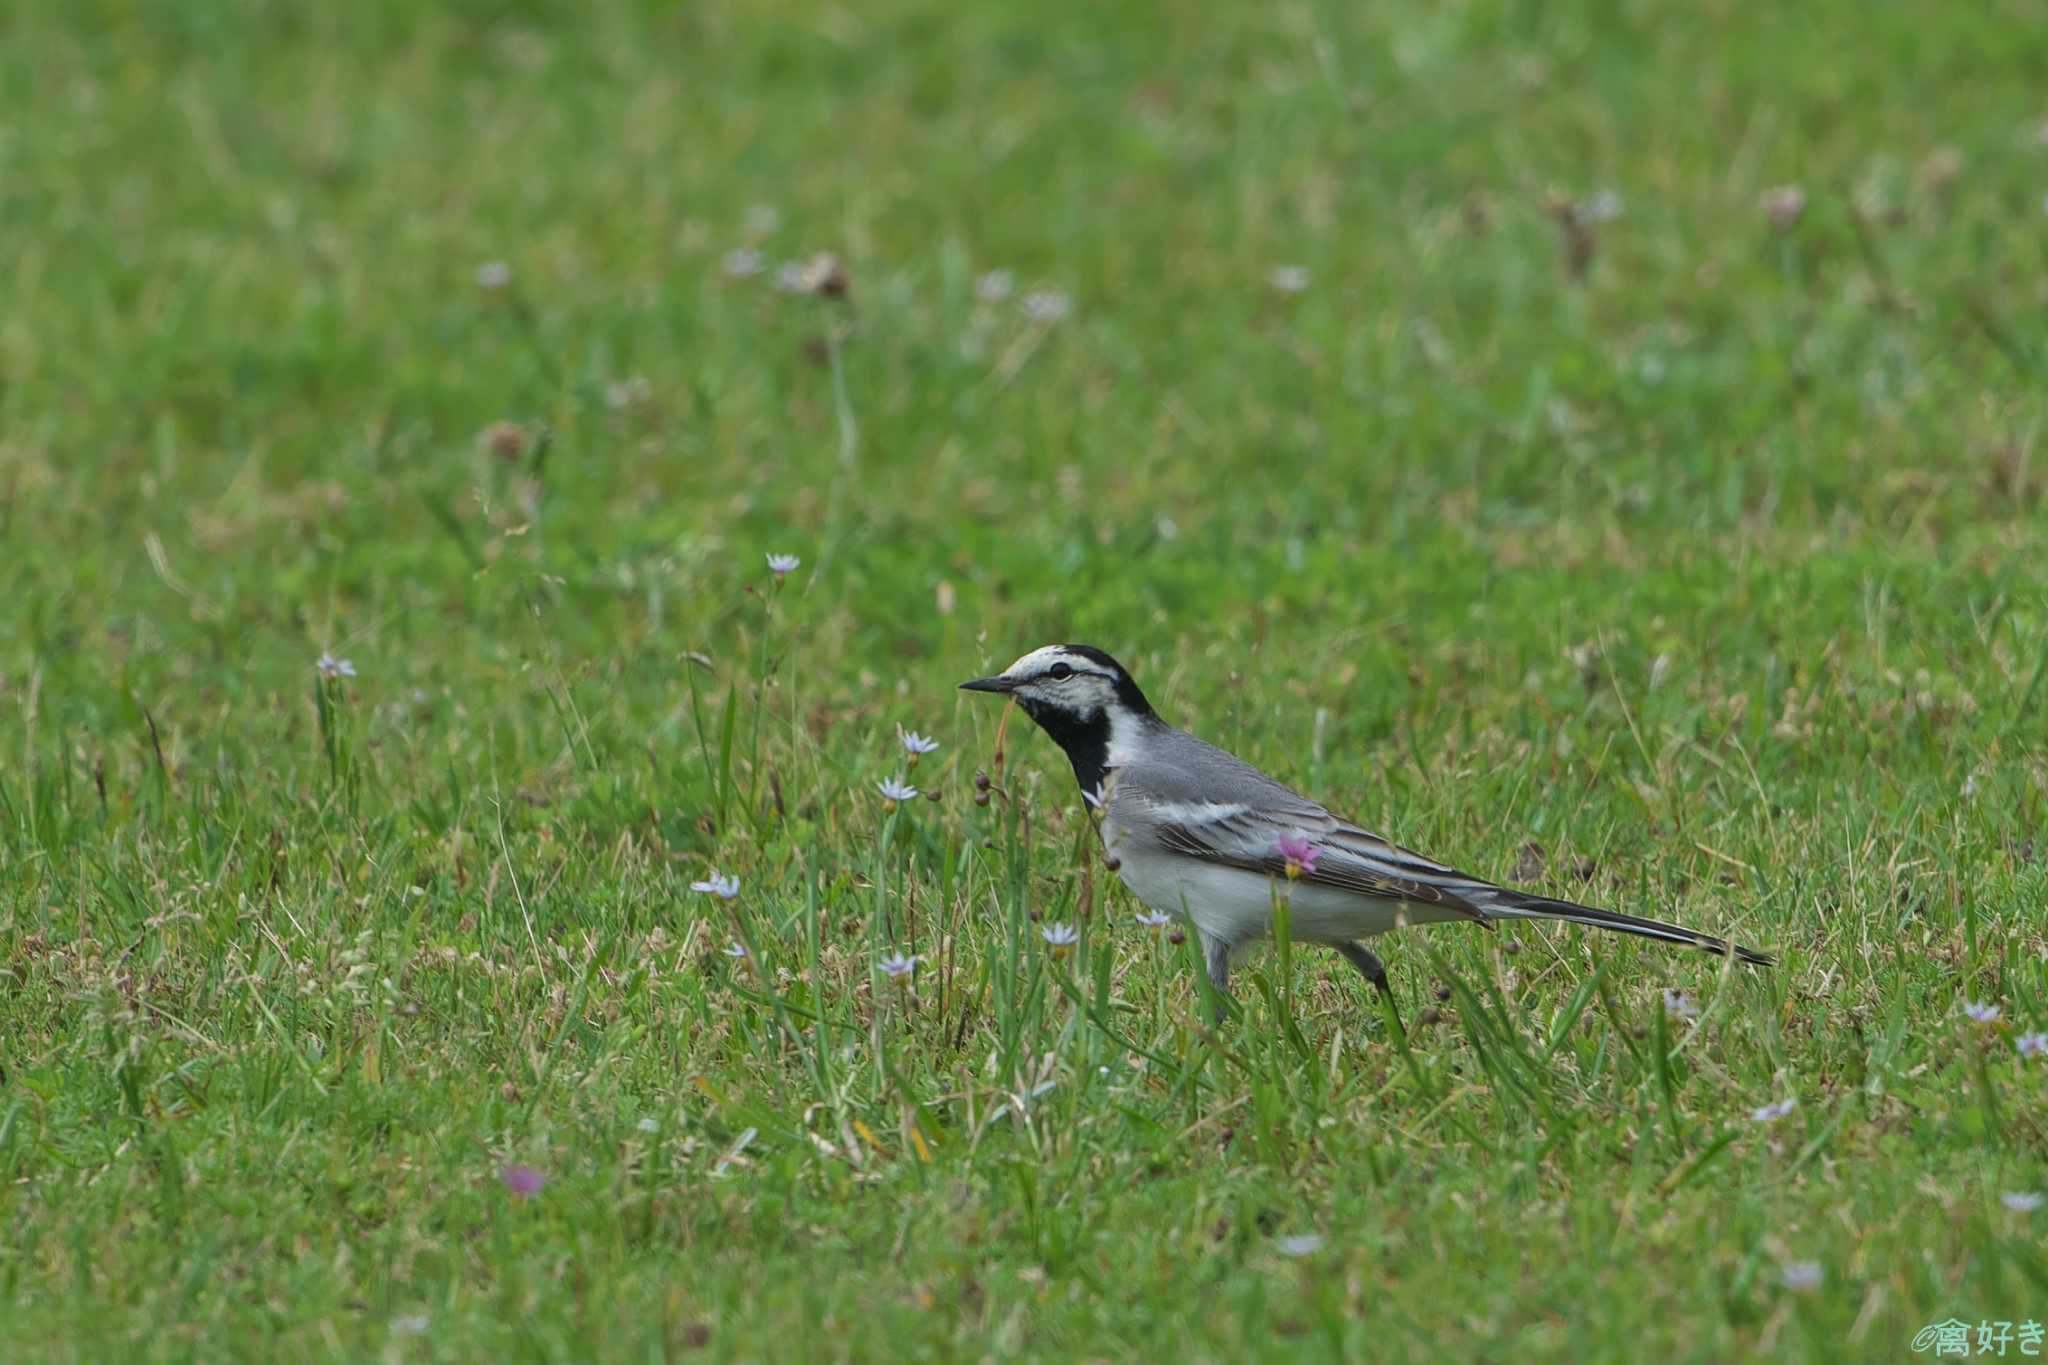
(798, 252, 849, 298)
(1761, 184, 1807, 231)
(481, 420, 529, 462)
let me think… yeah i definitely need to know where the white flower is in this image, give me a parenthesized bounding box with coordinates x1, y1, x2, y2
(2003, 1191, 2044, 1212)
(1662, 989, 1699, 1022)
(315, 652, 357, 679)
(2018, 1032, 2048, 1058)
(879, 952, 918, 981)
(1751, 1097, 1798, 1123)
(1267, 265, 1310, 294)
(1778, 1261, 1822, 1292)
(975, 270, 1013, 303)
(766, 552, 801, 578)
(1040, 922, 1079, 950)
(723, 942, 749, 959)
(635, 1117, 659, 1133)
(723, 247, 764, 279)
(1022, 289, 1070, 323)
(900, 730, 940, 756)
(690, 872, 740, 900)
(474, 261, 512, 289)
(1964, 1001, 2002, 1024)
(877, 777, 919, 804)
(1580, 189, 1625, 223)
(1275, 1234, 1325, 1257)
(1135, 910, 1172, 931)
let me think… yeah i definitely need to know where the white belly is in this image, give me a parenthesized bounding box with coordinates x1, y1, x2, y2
(1110, 841, 1463, 948)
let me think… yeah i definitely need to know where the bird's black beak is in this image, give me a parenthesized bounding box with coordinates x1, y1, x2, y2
(959, 675, 1016, 694)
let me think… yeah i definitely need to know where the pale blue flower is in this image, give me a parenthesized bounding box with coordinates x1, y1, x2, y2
(691, 872, 740, 900)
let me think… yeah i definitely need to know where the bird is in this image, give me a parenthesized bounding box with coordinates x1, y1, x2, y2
(960, 644, 1772, 1018)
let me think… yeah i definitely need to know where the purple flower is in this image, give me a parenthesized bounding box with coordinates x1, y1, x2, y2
(766, 552, 801, 578)
(1135, 910, 1172, 932)
(1964, 1001, 2001, 1024)
(315, 652, 357, 680)
(500, 1164, 546, 1198)
(2018, 1032, 2048, 1059)
(900, 729, 940, 760)
(1662, 989, 1700, 1022)
(2002, 1191, 2044, 1213)
(877, 778, 919, 806)
(1751, 1097, 1798, 1123)
(1274, 834, 1320, 879)
(879, 952, 918, 981)
(1041, 922, 1079, 956)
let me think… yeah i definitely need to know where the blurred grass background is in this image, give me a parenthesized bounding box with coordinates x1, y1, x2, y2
(2, 0, 2046, 1360)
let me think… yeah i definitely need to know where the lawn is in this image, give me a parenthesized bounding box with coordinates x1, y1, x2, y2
(3, 0, 2046, 1359)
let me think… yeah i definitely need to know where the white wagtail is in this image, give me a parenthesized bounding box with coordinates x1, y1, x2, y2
(962, 644, 1772, 1014)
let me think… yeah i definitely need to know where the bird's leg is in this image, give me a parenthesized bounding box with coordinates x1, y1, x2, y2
(1200, 932, 1233, 1024)
(1335, 942, 1401, 1028)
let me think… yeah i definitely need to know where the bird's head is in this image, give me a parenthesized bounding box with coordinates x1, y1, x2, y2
(959, 644, 1156, 735)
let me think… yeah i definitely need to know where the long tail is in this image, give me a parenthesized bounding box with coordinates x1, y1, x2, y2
(1471, 888, 1774, 966)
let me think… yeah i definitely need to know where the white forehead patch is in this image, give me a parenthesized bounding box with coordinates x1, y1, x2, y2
(1002, 645, 1090, 679)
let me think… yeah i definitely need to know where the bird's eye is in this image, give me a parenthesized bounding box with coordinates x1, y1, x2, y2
(1047, 662, 1074, 681)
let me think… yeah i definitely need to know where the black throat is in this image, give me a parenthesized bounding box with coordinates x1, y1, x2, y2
(1015, 696, 1115, 796)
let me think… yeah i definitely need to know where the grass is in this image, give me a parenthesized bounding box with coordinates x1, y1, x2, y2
(3, 0, 2046, 1359)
